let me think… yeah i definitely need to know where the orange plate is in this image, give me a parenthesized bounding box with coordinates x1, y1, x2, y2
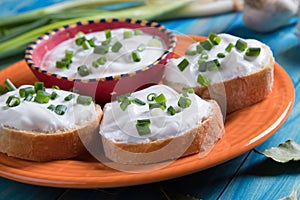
(0, 35, 295, 188)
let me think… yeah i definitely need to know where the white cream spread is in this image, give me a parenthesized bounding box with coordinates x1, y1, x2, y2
(163, 33, 273, 89)
(99, 85, 212, 144)
(0, 85, 97, 133)
(41, 28, 166, 79)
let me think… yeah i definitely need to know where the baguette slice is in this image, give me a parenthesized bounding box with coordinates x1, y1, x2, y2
(0, 84, 103, 162)
(163, 33, 275, 114)
(99, 85, 224, 165)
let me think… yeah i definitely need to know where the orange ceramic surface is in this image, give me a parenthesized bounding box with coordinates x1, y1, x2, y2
(0, 35, 294, 188)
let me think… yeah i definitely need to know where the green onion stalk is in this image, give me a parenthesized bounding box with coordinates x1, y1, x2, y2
(0, 0, 192, 59)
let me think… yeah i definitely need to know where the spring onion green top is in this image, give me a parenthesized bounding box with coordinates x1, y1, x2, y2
(41, 28, 166, 79)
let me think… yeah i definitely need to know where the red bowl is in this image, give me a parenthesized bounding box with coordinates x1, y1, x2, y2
(25, 18, 177, 105)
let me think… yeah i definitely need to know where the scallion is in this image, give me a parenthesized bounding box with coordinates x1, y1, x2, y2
(55, 104, 67, 115)
(131, 98, 146, 106)
(154, 93, 166, 103)
(104, 29, 111, 40)
(82, 40, 91, 49)
(34, 82, 45, 92)
(88, 37, 97, 47)
(182, 87, 194, 97)
(208, 33, 221, 45)
(225, 43, 234, 52)
(136, 119, 151, 136)
(77, 65, 90, 77)
(19, 87, 34, 98)
(94, 45, 109, 54)
(235, 39, 248, 52)
(217, 53, 225, 58)
(197, 74, 211, 86)
(200, 40, 213, 51)
(6, 96, 20, 107)
(65, 50, 74, 60)
(149, 102, 166, 110)
(137, 43, 146, 52)
(52, 85, 60, 90)
(245, 47, 261, 57)
(177, 58, 189, 71)
(4, 79, 16, 91)
(178, 96, 191, 108)
(123, 29, 133, 39)
(50, 91, 58, 100)
(206, 59, 220, 71)
(0, 86, 8, 95)
(147, 93, 157, 101)
(134, 29, 144, 35)
(167, 106, 176, 115)
(64, 93, 75, 101)
(77, 95, 93, 105)
(47, 104, 55, 111)
(185, 49, 197, 56)
(34, 90, 50, 104)
(111, 41, 123, 52)
(131, 50, 141, 62)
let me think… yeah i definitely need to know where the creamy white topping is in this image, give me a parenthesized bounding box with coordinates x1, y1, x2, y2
(163, 33, 273, 88)
(0, 85, 97, 133)
(41, 28, 166, 79)
(99, 85, 212, 144)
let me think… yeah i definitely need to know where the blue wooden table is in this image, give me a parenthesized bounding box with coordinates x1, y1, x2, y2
(0, 1, 299, 199)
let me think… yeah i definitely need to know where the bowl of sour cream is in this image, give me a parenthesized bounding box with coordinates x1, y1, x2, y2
(25, 18, 177, 105)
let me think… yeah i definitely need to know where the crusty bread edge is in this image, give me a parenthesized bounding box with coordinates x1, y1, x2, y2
(0, 104, 103, 162)
(100, 100, 224, 165)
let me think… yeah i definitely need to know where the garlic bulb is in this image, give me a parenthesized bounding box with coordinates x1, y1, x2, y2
(243, 0, 300, 32)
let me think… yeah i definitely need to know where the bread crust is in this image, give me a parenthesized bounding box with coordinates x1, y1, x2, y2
(194, 55, 274, 114)
(0, 105, 103, 161)
(101, 100, 224, 164)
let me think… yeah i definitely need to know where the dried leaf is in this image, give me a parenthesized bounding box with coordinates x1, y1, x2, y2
(279, 189, 298, 200)
(261, 140, 300, 163)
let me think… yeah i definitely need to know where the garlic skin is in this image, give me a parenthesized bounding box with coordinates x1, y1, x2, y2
(243, 0, 300, 32)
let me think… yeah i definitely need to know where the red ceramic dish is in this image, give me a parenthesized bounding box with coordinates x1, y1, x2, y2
(25, 18, 177, 105)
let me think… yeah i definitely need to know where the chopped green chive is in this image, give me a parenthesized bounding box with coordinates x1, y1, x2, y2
(198, 60, 206, 72)
(206, 59, 220, 71)
(131, 50, 141, 62)
(65, 50, 74, 60)
(154, 93, 166, 103)
(96, 56, 107, 65)
(149, 102, 166, 110)
(6, 96, 20, 107)
(56, 60, 68, 69)
(102, 38, 111, 46)
(225, 43, 234, 52)
(200, 40, 213, 51)
(177, 58, 189, 71)
(167, 106, 177, 115)
(197, 74, 211, 86)
(0, 86, 8, 95)
(47, 104, 55, 111)
(137, 43, 146, 52)
(77, 95, 93, 105)
(77, 65, 90, 77)
(4, 79, 16, 91)
(123, 29, 133, 39)
(136, 119, 151, 136)
(52, 85, 60, 90)
(34, 82, 45, 92)
(217, 53, 226, 58)
(235, 39, 248, 52)
(82, 40, 91, 50)
(134, 29, 144, 35)
(185, 49, 197, 56)
(55, 105, 67, 115)
(88, 37, 97, 47)
(245, 47, 261, 57)
(94, 45, 109, 54)
(196, 44, 205, 53)
(116, 93, 131, 111)
(200, 51, 209, 59)
(64, 94, 75, 101)
(50, 91, 58, 100)
(92, 61, 100, 68)
(24, 94, 33, 101)
(75, 37, 86, 46)
(34, 90, 50, 104)
(111, 41, 123, 52)
(131, 98, 146, 106)
(182, 87, 194, 97)
(104, 29, 111, 39)
(147, 93, 157, 101)
(178, 96, 191, 108)
(19, 87, 34, 98)
(208, 33, 221, 45)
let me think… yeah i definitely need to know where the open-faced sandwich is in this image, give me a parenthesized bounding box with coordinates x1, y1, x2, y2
(0, 80, 102, 161)
(99, 85, 224, 164)
(163, 33, 275, 113)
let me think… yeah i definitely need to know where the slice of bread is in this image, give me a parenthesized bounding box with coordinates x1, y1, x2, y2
(0, 84, 103, 161)
(163, 33, 275, 114)
(99, 85, 224, 164)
